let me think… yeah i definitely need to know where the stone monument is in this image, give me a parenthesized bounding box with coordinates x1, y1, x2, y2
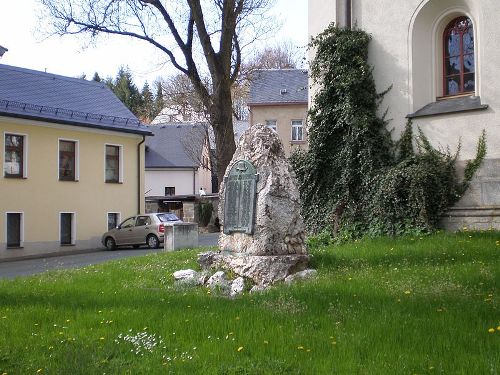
(198, 123, 309, 286)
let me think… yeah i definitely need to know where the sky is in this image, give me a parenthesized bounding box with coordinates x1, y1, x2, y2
(0, 0, 308, 87)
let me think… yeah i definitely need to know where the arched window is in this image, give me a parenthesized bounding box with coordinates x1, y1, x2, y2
(443, 16, 475, 96)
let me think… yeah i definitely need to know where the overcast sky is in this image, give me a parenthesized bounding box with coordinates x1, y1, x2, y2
(0, 0, 308, 87)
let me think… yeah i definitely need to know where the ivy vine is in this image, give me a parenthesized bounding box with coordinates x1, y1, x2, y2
(291, 24, 486, 239)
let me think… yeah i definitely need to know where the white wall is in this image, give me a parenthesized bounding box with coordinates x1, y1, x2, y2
(145, 169, 197, 196)
(308, 0, 500, 158)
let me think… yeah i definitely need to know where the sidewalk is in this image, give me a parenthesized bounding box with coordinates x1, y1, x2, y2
(0, 233, 219, 279)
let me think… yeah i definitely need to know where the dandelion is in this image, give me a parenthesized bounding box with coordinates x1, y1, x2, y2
(404, 290, 411, 295)
(237, 346, 244, 352)
(263, 340, 269, 344)
(100, 337, 105, 340)
(488, 328, 495, 333)
(497, 326, 500, 331)
(36, 369, 42, 373)
(235, 316, 240, 320)
(297, 346, 304, 350)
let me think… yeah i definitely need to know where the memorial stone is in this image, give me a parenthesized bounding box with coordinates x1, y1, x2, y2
(198, 123, 310, 285)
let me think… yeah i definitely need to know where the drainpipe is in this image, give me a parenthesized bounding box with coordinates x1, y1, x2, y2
(193, 168, 196, 194)
(137, 135, 146, 214)
(346, 0, 352, 29)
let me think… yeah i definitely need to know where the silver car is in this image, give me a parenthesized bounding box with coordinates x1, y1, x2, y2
(102, 213, 182, 250)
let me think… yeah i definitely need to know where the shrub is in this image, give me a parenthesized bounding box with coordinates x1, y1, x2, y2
(199, 202, 213, 227)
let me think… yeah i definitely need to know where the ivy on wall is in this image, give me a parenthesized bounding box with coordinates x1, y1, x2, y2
(291, 24, 486, 239)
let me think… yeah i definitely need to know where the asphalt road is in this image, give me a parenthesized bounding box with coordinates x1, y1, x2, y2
(0, 233, 218, 280)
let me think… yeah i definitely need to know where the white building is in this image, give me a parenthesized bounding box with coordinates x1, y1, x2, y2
(309, 0, 500, 229)
(144, 123, 213, 220)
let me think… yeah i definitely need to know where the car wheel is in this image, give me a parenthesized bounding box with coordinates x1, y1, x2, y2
(105, 237, 116, 251)
(147, 234, 160, 249)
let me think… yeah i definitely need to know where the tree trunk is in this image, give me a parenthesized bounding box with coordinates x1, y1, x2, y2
(209, 78, 236, 187)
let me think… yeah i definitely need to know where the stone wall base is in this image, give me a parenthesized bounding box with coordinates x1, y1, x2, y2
(440, 206, 500, 231)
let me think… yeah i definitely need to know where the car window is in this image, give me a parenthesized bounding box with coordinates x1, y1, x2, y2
(135, 216, 151, 226)
(157, 213, 180, 222)
(120, 217, 136, 229)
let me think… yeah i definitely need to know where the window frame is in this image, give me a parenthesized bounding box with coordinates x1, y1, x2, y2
(104, 144, 123, 183)
(265, 120, 277, 132)
(3, 132, 28, 179)
(58, 139, 79, 181)
(291, 119, 305, 142)
(165, 186, 175, 196)
(5, 212, 24, 248)
(442, 16, 475, 97)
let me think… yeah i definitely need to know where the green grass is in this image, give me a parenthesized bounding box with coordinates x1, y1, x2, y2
(0, 231, 499, 374)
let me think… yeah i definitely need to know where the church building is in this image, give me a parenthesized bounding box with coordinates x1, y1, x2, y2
(309, 0, 500, 229)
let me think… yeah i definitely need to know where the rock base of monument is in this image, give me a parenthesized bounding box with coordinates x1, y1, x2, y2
(198, 251, 310, 285)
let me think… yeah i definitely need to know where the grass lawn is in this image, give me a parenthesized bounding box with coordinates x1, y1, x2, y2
(0, 232, 499, 374)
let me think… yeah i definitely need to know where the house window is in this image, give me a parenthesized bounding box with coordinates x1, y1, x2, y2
(6, 213, 22, 248)
(4, 134, 25, 178)
(60, 213, 75, 245)
(105, 145, 121, 183)
(265, 120, 277, 132)
(59, 140, 77, 181)
(443, 16, 475, 96)
(291, 120, 304, 141)
(107, 213, 120, 230)
(165, 187, 175, 196)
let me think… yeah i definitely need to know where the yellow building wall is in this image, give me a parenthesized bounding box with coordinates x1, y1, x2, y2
(249, 104, 308, 157)
(0, 117, 145, 259)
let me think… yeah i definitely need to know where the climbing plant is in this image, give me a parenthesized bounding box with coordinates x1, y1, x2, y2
(291, 24, 486, 239)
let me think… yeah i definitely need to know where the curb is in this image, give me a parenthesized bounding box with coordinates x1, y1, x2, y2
(0, 247, 105, 263)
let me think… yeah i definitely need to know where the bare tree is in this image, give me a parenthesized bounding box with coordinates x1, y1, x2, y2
(40, 0, 275, 186)
(154, 74, 207, 123)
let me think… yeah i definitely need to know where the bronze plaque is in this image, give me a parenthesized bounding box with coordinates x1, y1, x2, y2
(223, 160, 258, 234)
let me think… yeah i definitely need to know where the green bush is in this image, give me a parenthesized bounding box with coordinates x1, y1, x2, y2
(199, 202, 213, 227)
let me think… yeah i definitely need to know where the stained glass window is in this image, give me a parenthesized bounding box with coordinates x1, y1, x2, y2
(444, 17, 475, 96)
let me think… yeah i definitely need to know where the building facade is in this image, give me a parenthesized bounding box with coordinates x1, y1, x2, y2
(145, 123, 213, 220)
(248, 69, 309, 157)
(0, 64, 151, 259)
(309, 0, 500, 229)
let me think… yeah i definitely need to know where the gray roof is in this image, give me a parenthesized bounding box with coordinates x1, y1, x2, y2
(248, 69, 308, 106)
(145, 123, 206, 168)
(0, 64, 151, 135)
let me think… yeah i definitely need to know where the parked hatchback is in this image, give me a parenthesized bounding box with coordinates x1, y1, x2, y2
(102, 213, 182, 250)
